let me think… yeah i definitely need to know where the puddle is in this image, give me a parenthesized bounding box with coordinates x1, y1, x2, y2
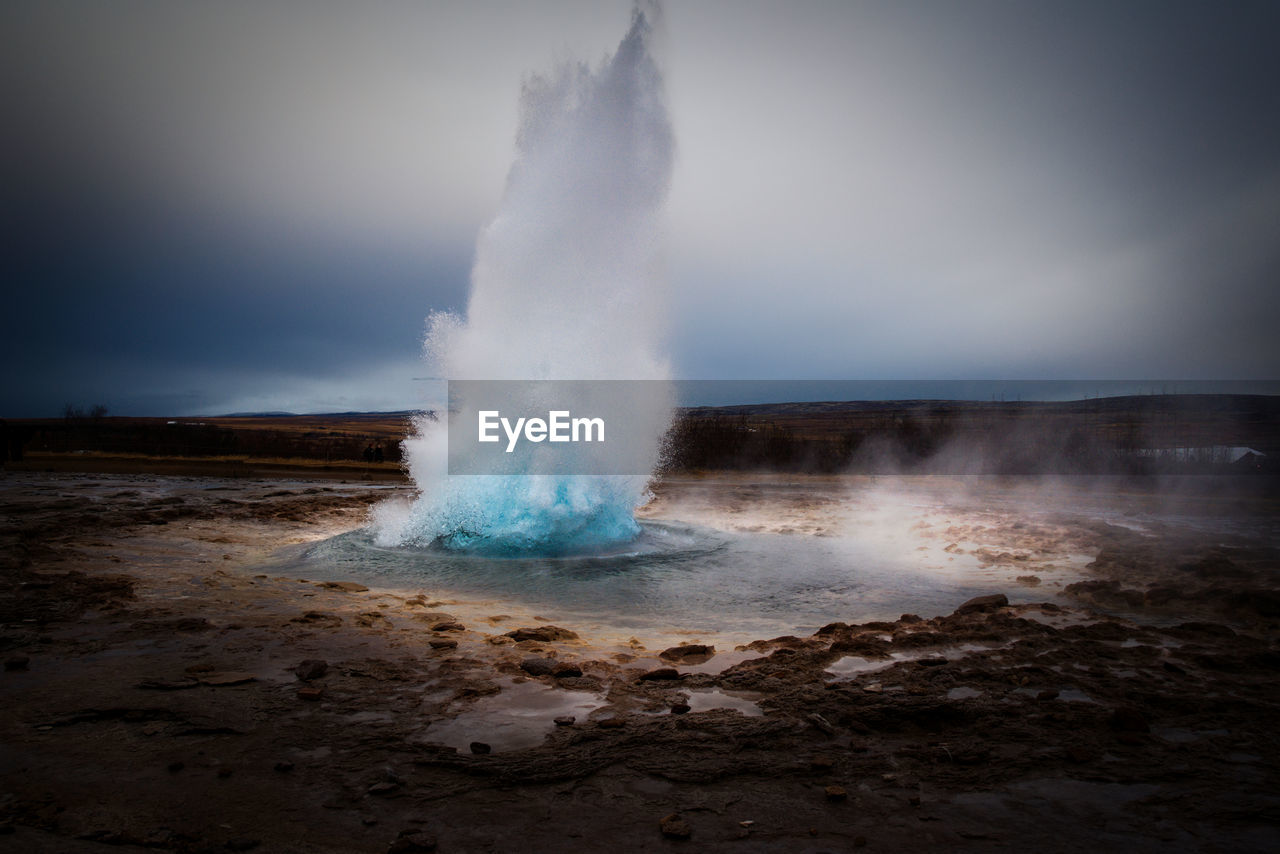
(1120, 637, 1182, 649)
(677, 649, 758, 675)
(825, 655, 895, 678)
(623, 648, 760, 676)
(1012, 686, 1097, 703)
(825, 642, 1002, 680)
(1057, 688, 1096, 703)
(685, 688, 764, 716)
(417, 679, 605, 753)
(947, 686, 983, 700)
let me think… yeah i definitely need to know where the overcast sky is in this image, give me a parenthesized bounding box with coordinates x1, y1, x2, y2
(4, 0, 1278, 415)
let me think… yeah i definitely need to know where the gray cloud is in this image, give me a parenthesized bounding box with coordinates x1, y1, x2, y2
(665, 0, 1280, 380)
(3, 1, 1277, 415)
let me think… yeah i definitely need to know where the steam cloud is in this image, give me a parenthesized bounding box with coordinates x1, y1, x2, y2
(375, 5, 675, 554)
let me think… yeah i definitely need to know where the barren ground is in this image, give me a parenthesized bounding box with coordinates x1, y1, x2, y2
(1, 471, 1278, 853)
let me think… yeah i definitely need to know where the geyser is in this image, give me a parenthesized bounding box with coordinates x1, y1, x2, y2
(374, 5, 674, 555)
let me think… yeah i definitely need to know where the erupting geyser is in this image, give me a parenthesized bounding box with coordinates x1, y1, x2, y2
(374, 5, 674, 555)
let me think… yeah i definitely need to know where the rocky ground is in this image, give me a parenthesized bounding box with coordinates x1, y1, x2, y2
(1, 471, 1278, 853)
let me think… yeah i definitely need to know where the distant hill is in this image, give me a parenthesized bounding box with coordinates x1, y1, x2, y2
(665, 393, 1280, 474)
(5, 395, 1277, 475)
(217, 409, 424, 419)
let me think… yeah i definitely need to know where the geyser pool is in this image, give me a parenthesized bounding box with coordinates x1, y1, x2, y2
(285, 519, 1017, 641)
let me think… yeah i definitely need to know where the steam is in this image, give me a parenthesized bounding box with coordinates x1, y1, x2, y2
(374, 5, 674, 554)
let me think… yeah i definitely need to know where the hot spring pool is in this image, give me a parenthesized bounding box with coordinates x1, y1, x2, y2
(272, 517, 1028, 640)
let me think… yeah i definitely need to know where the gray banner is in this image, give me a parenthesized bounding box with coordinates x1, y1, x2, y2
(447, 380, 674, 475)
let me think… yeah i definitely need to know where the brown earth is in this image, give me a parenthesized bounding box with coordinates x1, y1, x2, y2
(1, 472, 1278, 853)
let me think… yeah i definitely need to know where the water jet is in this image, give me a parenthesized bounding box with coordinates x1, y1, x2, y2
(375, 6, 674, 558)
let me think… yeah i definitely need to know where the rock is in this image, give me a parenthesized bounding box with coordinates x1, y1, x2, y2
(167, 761, 185, 773)
(430, 621, 465, 632)
(670, 703, 691, 715)
(825, 785, 849, 802)
(553, 715, 576, 726)
(297, 687, 324, 701)
(388, 831, 438, 853)
(900, 614, 923, 623)
(659, 644, 716, 664)
(173, 617, 213, 631)
(638, 667, 680, 681)
(1016, 575, 1042, 586)
(1143, 586, 1179, 606)
(1229, 588, 1280, 619)
(552, 663, 583, 679)
(274, 761, 295, 773)
(504, 626, 579, 642)
(1064, 580, 1145, 609)
(217, 768, 233, 779)
(864, 683, 883, 693)
(428, 639, 458, 650)
(469, 742, 491, 755)
(225, 839, 260, 852)
(291, 611, 343, 626)
(810, 755, 836, 771)
(954, 594, 1009, 615)
(136, 677, 199, 690)
(4, 656, 29, 671)
(412, 611, 456, 623)
(1036, 689, 1060, 701)
(320, 581, 369, 592)
(1108, 706, 1150, 733)
(455, 684, 500, 700)
(1066, 745, 1095, 763)
(1169, 621, 1236, 639)
(142, 829, 176, 846)
(598, 717, 626, 729)
(197, 671, 256, 686)
(558, 676, 607, 692)
(367, 781, 400, 796)
(520, 657, 558, 676)
(294, 659, 328, 681)
(806, 713, 836, 735)
(916, 657, 948, 667)
(659, 814, 693, 840)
